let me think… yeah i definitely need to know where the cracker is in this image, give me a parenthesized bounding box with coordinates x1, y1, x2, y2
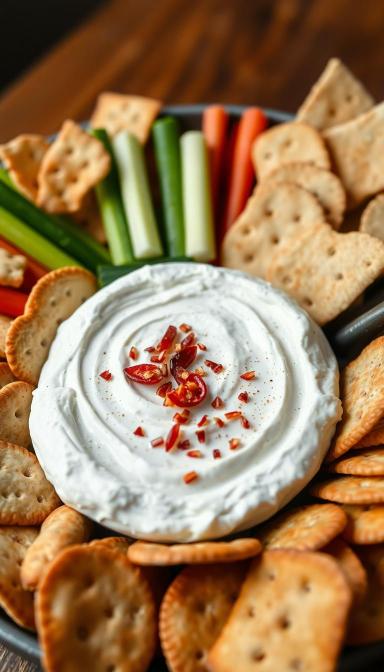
(0, 526, 38, 630)
(221, 181, 325, 279)
(327, 336, 384, 460)
(347, 545, 384, 645)
(260, 162, 346, 228)
(0, 362, 15, 388)
(21, 505, 92, 591)
(0, 381, 33, 447)
(72, 192, 106, 244)
(267, 223, 384, 325)
(160, 563, 247, 672)
(342, 504, 384, 544)
(37, 120, 111, 213)
(0, 315, 11, 358)
(297, 58, 374, 131)
(252, 121, 330, 180)
(359, 193, 384, 242)
(329, 448, 384, 476)
(90, 536, 133, 554)
(6, 267, 97, 386)
(0, 439, 60, 524)
(311, 476, 384, 505)
(323, 102, 384, 206)
(322, 538, 367, 604)
(0, 248, 26, 288)
(0, 134, 49, 201)
(207, 550, 351, 672)
(128, 538, 262, 566)
(258, 503, 347, 551)
(355, 424, 384, 449)
(90, 92, 161, 143)
(36, 544, 157, 672)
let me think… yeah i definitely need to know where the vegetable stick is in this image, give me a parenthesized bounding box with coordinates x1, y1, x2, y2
(112, 131, 163, 259)
(180, 131, 216, 262)
(98, 256, 191, 287)
(0, 287, 28, 317)
(223, 107, 267, 232)
(202, 106, 229, 217)
(0, 237, 47, 291)
(152, 117, 185, 257)
(91, 129, 134, 265)
(0, 181, 110, 271)
(0, 168, 13, 188)
(0, 207, 82, 270)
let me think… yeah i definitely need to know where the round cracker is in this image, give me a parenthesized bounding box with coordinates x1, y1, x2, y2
(261, 162, 346, 228)
(359, 193, 384, 241)
(342, 504, 384, 544)
(0, 362, 16, 389)
(347, 545, 384, 645)
(160, 562, 247, 672)
(311, 476, 384, 505)
(128, 538, 262, 566)
(329, 448, 384, 476)
(89, 536, 133, 554)
(0, 526, 38, 630)
(322, 538, 367, 604)
(258, 503, 347, 551)
(0, 315, 11, 359)
(0, 381, 34, 448)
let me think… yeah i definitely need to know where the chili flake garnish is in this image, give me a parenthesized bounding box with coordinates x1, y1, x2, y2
(170, 345, 197, 383)
(133, 426, 145, 437)
(225, 411, 242, 421)
(151, 436, 164, 448)
(213, 449, 222, 459)
(229, 438, 240, 450)
(196, 430, 206, 444)
(187, 450, 203, 458)
(173, 409, 190, 424)
(166, 373, 207, 408)
(178, 439, 191, 451)
(124, 364, 164, 385)
(129, 346, 139, 360)
(156, 325, 177, 352)
(241, 415, 250, 429)
(211, 396, 223, 409)
(150, 350, 167, 364)
(99, 370, 112, 381)
(181, 332, 196, 348)
(165, 423, 181, 452)
(179, 323, 192, 333)
(197, 343, 207, 351)
(183, 470, 198, 484)
(214, 417, 224, 428)
(145, 346, 156, 353)
(157, 381, 173, 398)
(238, 391, 249, 403)
(205, 359, 224, 374)
(197, 414, 209, 427)
(240, 370, 256, 380)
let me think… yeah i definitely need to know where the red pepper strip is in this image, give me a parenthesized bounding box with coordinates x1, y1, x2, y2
(124, 364, 164, 385)
(240, 370, 256, 381)
(165, 423, 180, 452)
(0, 286, 28, 317)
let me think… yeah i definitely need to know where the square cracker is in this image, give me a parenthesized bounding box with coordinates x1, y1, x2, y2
(323, 102, 384, 206)
(297, 58, 374, 131)
(0, 134, 49, 202)
(266, 223, 384, 325)
(37, 120, 111, 213)
(0, 248, 26, 288)
(90, 92, 161, 143)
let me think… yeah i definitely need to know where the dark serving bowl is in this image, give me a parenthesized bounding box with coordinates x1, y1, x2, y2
(1, 104, 384, 670)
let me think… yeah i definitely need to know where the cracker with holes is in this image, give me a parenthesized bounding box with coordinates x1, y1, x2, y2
(355, 418, 384, 449)
(160, 563, 247, 672)
(21, 506, 92, 591)
(6, 267, 97, 386)
(37, 120, 110, 213)
(36, 544, 157, 672)
(221, 181, 326, 279)
(0, 248, 26, 288)
(0, 440, 60, 524)
(297, 58, 374, 131)
(0, 381, 33, 447)
(327, 337, 384, 460)
(90, 92, 161, 143)
(90, 537, 133, 554)
(311, 476, 384, 505)
(342, 505, 384, 545)
(128, 538, 261, 566)
(322, 538, 367, 604)
(207, 550, 351, 672)
(0, 315, 11, 358)
(260, 162, 346, 228)
(258, 503, 347, 551)
(0, 134, 49, 202)
(329, 448, 384, 476)
(266, 223, 384, 325)
(347, 545, 384, 645)
(0, 363, 15, 388)
(323, 102, 384, 207)
(359, 193, 384, 242)
(0, 526, 38, 630)
(252, 121, 330, 180)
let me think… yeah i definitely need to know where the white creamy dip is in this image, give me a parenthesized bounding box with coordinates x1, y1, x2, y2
(30, 263, 341, 542)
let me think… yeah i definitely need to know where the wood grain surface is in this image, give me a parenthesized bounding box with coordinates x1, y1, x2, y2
(1, 0, 384, 669)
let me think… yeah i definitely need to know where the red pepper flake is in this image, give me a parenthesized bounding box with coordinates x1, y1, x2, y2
(156, 381, 173, 398)
(229, 438, 240, 450)
(173, 409, 190, 424)
(99, 370, 112, 381)
(165, 423, 181, 452)
(213, 449, 222, 459)
(179, 323, 192, 333)
(211, 396, 223, 409)
(129, 346, 139, 360)
(241, 415, 250, 429)
(150, 350, 167, 364)
(181, 332, 196, 348)
(196, 430, 206, 444)
(145, 345, 156, 353)
(156, 325, 177, 352)
(178, 439, 191, 451)
(194, 367, 206, 377)
(240, 370, 256, 381)
(187, 450, 203, 458)
(214, 417, 224, 428)
(197, 414, 209, 427)
(225, 411, 242, 421)
(197, 343, 207, 351)
(133, 426, 145, 437)
(183, 470, 198, 484)
(205, 359, 224, 374)
(238, 391, 249, 403)
(151, 436, 164, 448)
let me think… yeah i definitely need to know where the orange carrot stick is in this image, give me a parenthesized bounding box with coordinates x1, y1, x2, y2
(0, 287, 28, 317)
(202, 106, 229, 217)
(0, 236, 47, 291)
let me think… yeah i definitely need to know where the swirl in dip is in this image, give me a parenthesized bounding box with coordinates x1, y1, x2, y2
(30, 263, 341, 542)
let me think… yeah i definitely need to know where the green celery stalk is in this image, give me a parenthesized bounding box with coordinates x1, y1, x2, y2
(180, 131, 216, 262)
(0, 169, 13, 187)
(112, 131, 163, 259)
(98, 256, 191, 286)
(152, 117, 184, 256)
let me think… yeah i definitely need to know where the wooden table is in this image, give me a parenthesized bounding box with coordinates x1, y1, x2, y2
(1, 0, 384, 668)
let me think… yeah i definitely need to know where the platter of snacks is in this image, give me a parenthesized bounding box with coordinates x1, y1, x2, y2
(1, 58, 384, 671)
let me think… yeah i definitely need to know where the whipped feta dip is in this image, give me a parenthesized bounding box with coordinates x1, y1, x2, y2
(30, 263, 341, 542)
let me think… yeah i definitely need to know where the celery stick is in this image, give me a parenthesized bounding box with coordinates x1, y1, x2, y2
(152, 117, 184, 256)
(0, 169, 13, 187)
(112, 132, 163, 259)
(180, 131, 216, 262)
(98, 256, 191, 286)
(0, 207, 82, 269)
(91, 129, 134, 265)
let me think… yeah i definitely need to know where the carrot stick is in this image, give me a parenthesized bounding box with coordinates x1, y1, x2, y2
(222, 108, 267, 232)
(202, 106, 229, 218)
(0, 236, 47, 291)
(0, 287, 28, 317)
